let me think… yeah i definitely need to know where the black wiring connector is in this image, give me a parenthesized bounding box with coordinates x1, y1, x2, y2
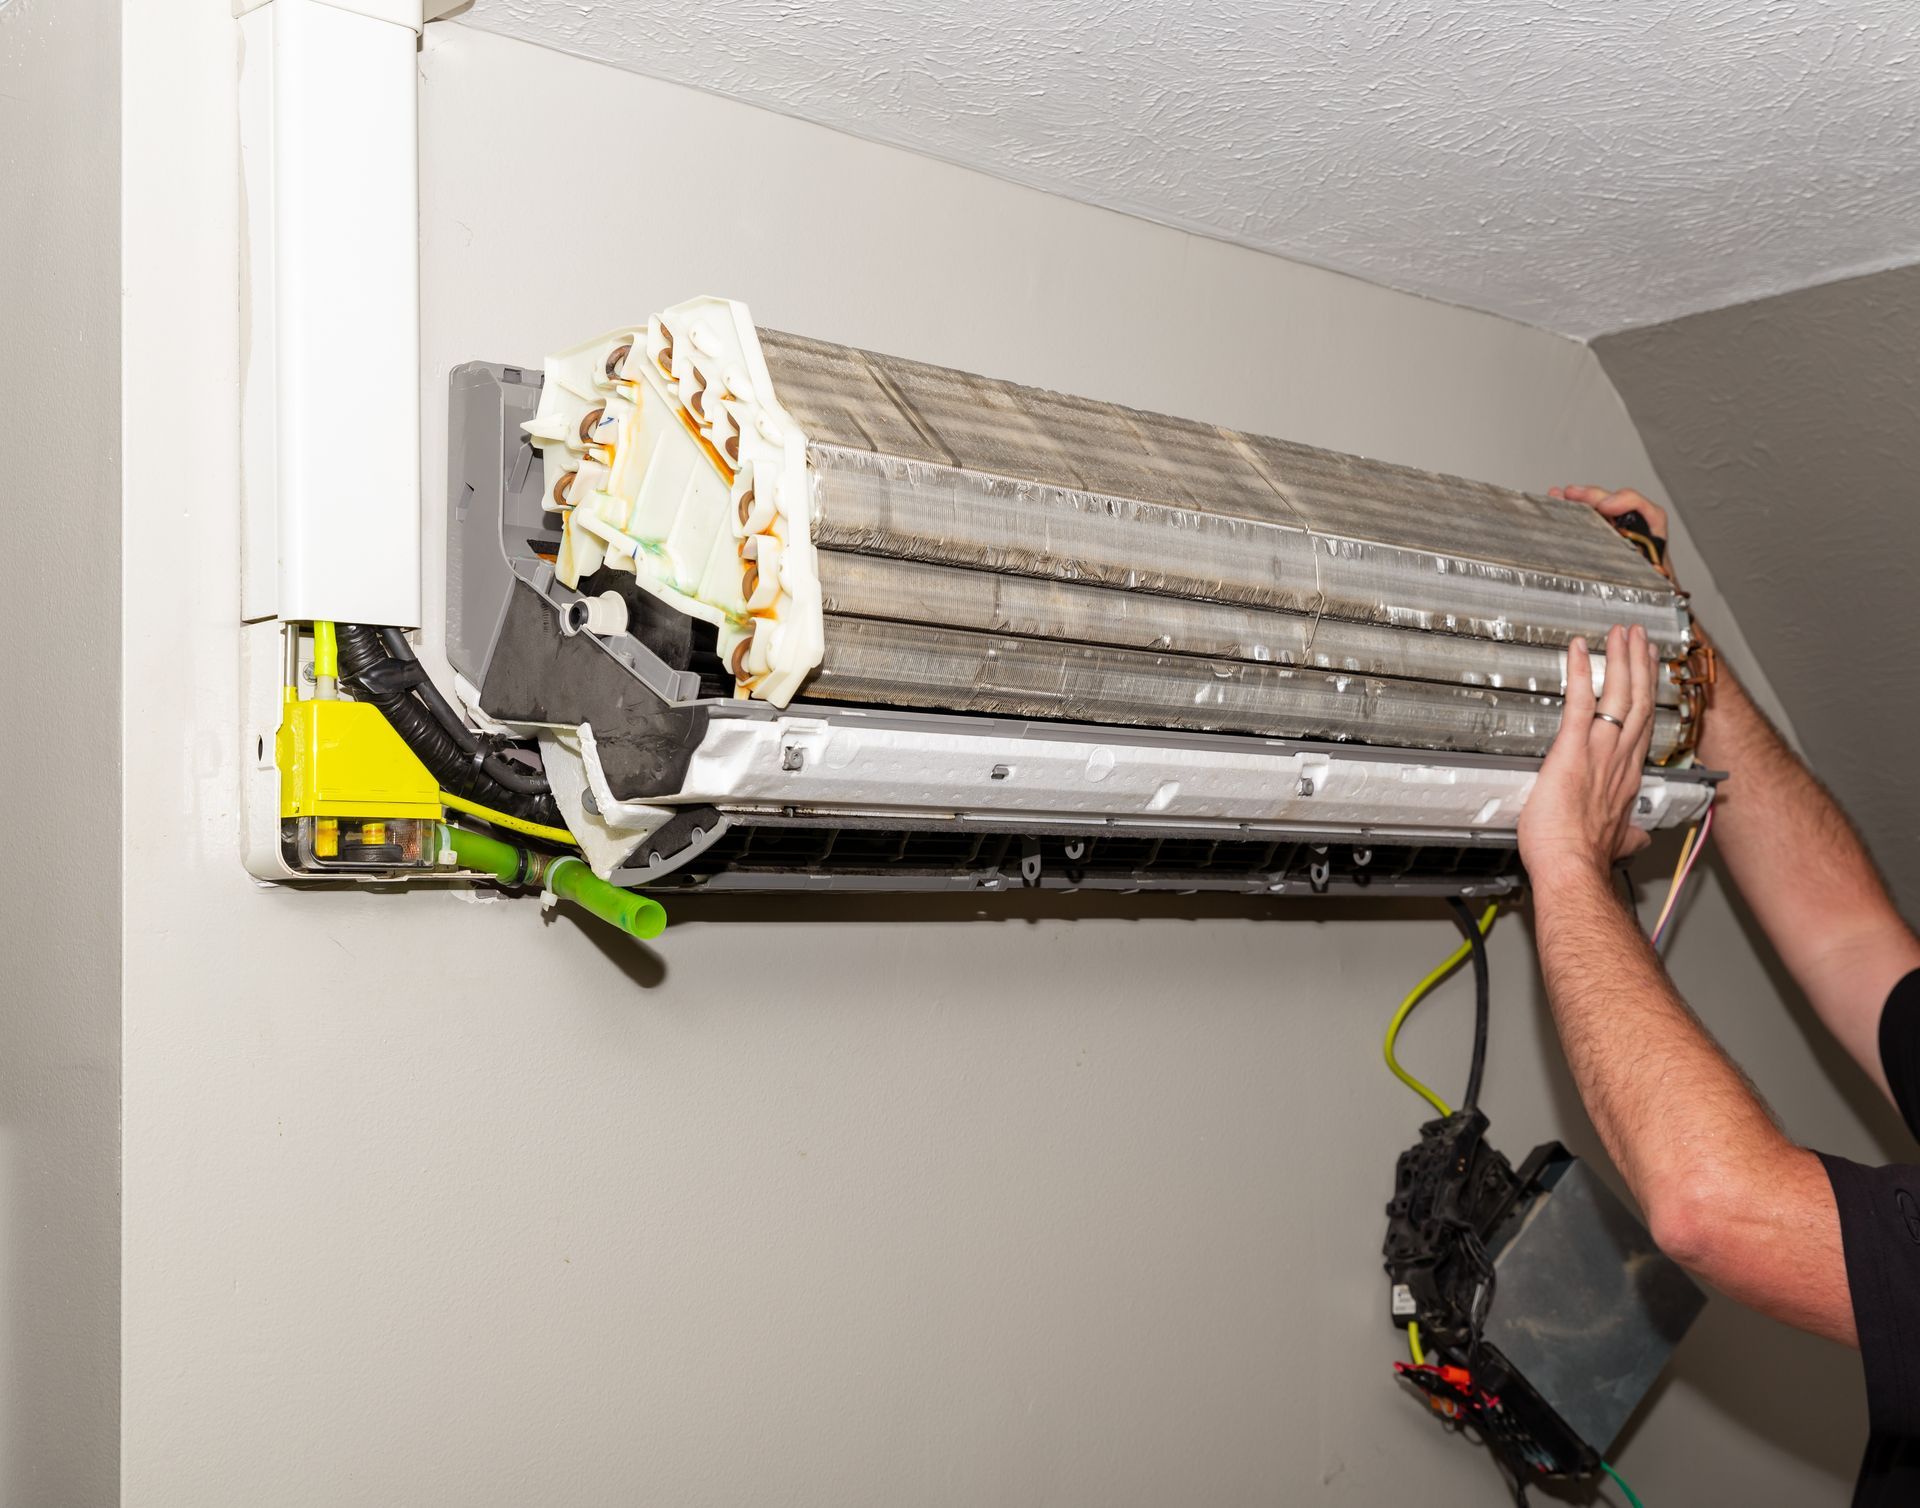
(1383, 1116, 1595, 1484)
(335, 623, 563, 829)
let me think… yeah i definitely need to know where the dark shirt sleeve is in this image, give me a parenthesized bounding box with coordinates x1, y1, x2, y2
(1880, 968, 1920, 1142)
(1820, 1151, 1920, 1439)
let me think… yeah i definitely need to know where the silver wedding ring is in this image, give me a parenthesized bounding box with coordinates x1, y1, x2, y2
(1593, 712, 1625, 728)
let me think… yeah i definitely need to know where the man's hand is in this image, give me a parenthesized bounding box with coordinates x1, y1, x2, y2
(1548, 483, 1668, 540)
(1551, 485, 1920, 1098)
(1518, 625, 1659, 882)
(1551, 485, 1676, 583)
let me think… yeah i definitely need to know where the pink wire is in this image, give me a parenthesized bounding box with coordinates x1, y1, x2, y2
(1651, 801, 1714, 948)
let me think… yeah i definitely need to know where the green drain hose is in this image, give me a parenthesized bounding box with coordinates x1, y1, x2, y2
(447, 826, 666, 941)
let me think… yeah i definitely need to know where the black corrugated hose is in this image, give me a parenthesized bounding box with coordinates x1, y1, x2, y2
(372, 627, 553, 796)
(336, 623, 563, 827)
(1446, 895, 1492, 1113)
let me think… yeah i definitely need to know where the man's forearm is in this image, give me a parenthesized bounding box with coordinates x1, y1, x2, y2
(1531, 856, 1856, 1344)
(1694, 661, 1920, 1089)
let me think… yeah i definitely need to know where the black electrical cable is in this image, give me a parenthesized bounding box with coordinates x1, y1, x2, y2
(335, 624, 562, 827)
(376, 627, 481, 754)
(374, 626, 552, 796)
(1447, 896, 1492, 1114)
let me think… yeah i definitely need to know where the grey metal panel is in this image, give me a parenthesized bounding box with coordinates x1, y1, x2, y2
(1485, 1159, 1705, 1456)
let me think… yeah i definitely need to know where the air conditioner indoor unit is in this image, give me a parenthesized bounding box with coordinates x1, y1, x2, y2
(408, 295, 1713, 902)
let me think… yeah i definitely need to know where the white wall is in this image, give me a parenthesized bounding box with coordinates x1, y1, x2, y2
(0, 0, 121, 1501)
(117, 18, 1900, 1507)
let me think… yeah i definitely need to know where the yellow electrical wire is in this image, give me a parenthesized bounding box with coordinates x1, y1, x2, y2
(1408, 1320, 1426, 1366)
(312, 620, 339, 681)
(1383, 903, 1498, 1118)
(438, 790, 579, 847)
(1647, 822, 1699, 941)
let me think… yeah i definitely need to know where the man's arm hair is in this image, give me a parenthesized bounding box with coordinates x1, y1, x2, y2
(1697, 661, 1920, 1096)
(1532, 857, 1857, 1344)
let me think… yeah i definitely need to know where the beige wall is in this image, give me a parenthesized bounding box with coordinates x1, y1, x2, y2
(117, 19, 1898, 1507)
(0, 0, 121, 1501)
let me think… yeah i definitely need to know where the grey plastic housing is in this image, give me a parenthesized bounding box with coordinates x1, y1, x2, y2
(446, 362, 699, 704)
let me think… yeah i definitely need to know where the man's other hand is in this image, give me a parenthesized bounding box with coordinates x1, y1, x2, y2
(1552, 484, 1675, 582)
(1550, 483, 1669, 540)
(1518, 626, 1660, 882)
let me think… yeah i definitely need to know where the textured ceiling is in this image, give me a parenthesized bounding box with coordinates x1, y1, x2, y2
(1594, 264, 1920, 910)
(458, 0, 1920, 337)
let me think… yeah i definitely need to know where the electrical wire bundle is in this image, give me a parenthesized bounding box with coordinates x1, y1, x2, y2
(1649, 804, 1714, 949)
(330, 623, 577, 847)
(1383, 899, 1495, 1119)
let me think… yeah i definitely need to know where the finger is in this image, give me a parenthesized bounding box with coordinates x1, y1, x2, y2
(1593, 625, 1632, 737)
(1561, 637, 1597, 725)
(1620, 625, 1655, 748)
(1561, 485, 1642, 514)
(1555, 484, 1635, 509)
(1556, 485, 1669, 536)
(1547, 638, 1596, 768)
(1611, 634, 1660, 813)
(1616, 827, 1653, 861)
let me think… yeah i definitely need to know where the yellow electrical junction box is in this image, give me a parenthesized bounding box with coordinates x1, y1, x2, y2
(276, 696, 443, 873)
